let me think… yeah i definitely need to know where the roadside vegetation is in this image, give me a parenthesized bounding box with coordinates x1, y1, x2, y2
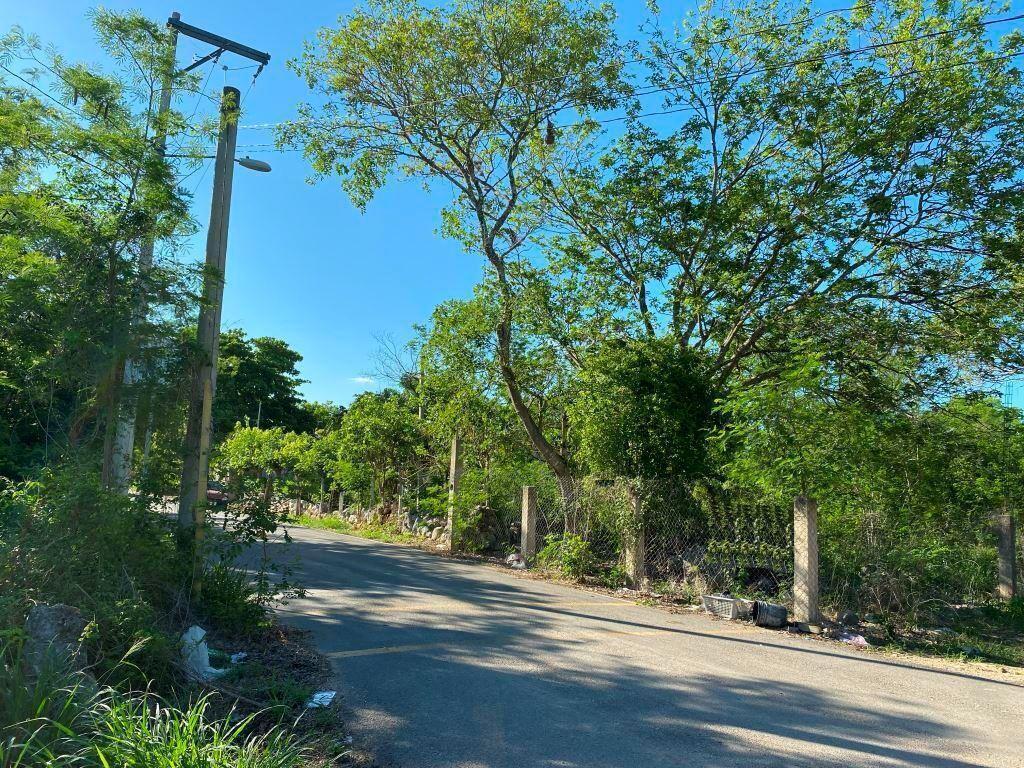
(0, 11, 342, 766)
(280, 0, 1024, 663)
(3, 0, 1024, 764)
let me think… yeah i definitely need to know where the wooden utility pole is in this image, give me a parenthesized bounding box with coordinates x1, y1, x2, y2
(178, 86, 240, 554)
(164, 16, 269, 574)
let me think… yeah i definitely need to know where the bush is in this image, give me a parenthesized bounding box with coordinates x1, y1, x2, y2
(0, 462, 287, 685)
(0, 466, 188, 685)
(199, 565, 267, 637)
(538, 534, 596, 580)
(0, 646, 310, 768)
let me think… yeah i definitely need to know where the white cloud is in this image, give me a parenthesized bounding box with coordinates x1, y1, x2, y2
(350, 375, 376, 385)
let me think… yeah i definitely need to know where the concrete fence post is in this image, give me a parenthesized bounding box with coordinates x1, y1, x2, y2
(622, 486, 647, 591)
(446, 434, 463, 552)
(996, 513, 1018, 600)
(521, 486, 537, 563)
(793, 496, 821, 625)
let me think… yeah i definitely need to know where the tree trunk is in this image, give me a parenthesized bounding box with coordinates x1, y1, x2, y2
(100, 358, 126, 487)
(495, 316, 575, 514)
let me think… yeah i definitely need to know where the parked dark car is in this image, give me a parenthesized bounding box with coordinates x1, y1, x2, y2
(206, 480, 233, 508)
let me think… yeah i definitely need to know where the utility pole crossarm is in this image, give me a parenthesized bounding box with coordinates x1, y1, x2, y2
(167, 15, 270, 66)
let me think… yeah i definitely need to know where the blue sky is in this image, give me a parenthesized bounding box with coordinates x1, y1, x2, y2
(6, 0, 668, 405)
(9, 2, 1021, 407)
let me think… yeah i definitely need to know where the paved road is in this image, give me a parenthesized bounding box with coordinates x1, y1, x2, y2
(270, 525, 1023, 768)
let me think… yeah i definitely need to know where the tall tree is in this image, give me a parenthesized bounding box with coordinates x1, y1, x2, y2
(213, 330, 310, 436)
(340, 389, 423, 503)
(543, 0, 1024, 408)
(284, 0, 625, 498)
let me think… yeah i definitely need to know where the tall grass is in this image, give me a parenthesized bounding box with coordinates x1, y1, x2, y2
(85, 696, 308, 768)
(1, 645, 310, 768)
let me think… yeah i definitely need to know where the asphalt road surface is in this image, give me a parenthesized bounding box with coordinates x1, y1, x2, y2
(269, 525, 1023, 768)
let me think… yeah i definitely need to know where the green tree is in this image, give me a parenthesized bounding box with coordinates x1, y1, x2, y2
(572, 337, 715, 485)
(284, 0, 625, 498)
(340, 390, 423, 504)
(213, 330, 309, 436)
(542, 0, 1024, 410)
(0, 13, 197, 480)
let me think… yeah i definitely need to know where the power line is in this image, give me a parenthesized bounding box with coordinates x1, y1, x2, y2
(221, 45, 1024, 152)
(232, 11, 1024, 137)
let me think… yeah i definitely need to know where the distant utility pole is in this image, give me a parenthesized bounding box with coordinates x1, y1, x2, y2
(173, 18, 270, 571)
(109, 13, 181, 491)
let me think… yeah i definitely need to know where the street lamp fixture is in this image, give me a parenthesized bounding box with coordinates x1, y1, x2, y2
(236, 156, 271, 172)
(165, 153, 272, 172)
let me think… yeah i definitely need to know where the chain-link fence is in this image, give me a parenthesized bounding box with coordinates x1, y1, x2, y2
(439, 447, 1023, 619)
(815, 504, 1017, 618)
(510, 477, 793, 601)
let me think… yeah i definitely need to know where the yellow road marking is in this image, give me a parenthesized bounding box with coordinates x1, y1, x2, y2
(361, 599, 638, 613)
(332, 642, 446, 659)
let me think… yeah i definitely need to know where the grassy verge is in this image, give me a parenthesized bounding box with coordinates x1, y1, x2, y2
(860, 600, 1024, 668)
(0, 468, 350, 766)
(0, 640, 336, 767)
(292, 514, 418, 545)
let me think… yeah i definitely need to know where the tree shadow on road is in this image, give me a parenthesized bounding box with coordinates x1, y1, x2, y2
(269, 529, 1016, 768)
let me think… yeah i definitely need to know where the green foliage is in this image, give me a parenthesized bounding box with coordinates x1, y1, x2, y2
(0, 466, 186, 684)
(198, 565, 267, 637)
(85, 694, 308, 767)
(537, 534, 596, 580)
(285, 0, 623, 210)
(339, 390, 424, 503)
(286, 0, 626, 488)
(721, 384, 1024, 616)
(572, 337, 715, 484)
(214, 330, 314, 437)
(0, 642, 95, 765)
(223, 662, 314, 711)
(451, 458, 557, 552)
(0, 665, 311, 768)
(0, 13, 198, 481)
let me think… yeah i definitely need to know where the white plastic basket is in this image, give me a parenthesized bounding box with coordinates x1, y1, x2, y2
(702, 594, 739, 619)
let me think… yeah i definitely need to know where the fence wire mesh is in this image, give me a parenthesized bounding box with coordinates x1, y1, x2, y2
(520, 478, 794, 600)
(439, 448, 1022, 617)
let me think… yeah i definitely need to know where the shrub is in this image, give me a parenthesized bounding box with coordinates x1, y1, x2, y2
(0, 466, 187, 685)
(538, 534, 596, 580)
(0, 462, 289, 684)
(0, 655, 310, 768)
(198, 565, 267, 637)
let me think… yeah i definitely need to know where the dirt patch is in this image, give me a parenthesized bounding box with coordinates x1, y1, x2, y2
(201, 621, 355, 765)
